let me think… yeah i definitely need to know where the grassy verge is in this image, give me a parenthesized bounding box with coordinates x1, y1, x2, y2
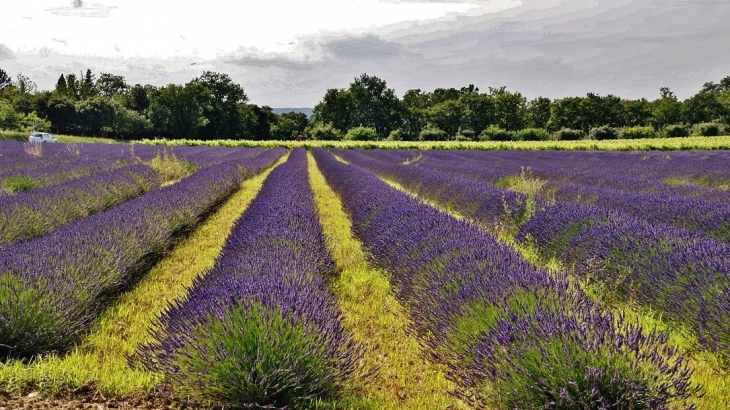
(375, 169, 729, 410)
(139, 135, 730, 151)
(0, 154, 288, 398)
(307, 152, 462, 409)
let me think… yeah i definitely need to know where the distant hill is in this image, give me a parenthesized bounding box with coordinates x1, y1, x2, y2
(271, 108, 313, 118)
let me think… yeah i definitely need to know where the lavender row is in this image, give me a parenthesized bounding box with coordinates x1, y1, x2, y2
(0, 148, 285, 360)
(137, 149, 360, 408)
(518, 202, 730, 358)
(333, 148, 533, 231)
(0, 164, 161, 248)
(313, 148, 695, 409)
(547, 180, 730, 244)
(424, 149, 730, 201)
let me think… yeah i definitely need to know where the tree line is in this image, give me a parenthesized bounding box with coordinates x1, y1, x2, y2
(1, 67, 729, 141)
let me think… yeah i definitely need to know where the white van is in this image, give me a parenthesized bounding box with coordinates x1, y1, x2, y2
(28, 132, 58, 143)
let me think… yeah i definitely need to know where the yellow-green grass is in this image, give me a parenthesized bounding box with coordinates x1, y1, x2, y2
(371, 169, 729, 410)
(0, 130, 119, 144)
(139, 135, 730, 151)
(307, 152, 463, 409)
(0, 153, 288, 398)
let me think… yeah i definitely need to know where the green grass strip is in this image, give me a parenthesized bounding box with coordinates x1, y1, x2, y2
(307, 152, 464, 410)
(0, 153, 289, 398)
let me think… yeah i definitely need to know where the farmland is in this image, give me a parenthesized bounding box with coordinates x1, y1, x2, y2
(0, 141, 729, 409)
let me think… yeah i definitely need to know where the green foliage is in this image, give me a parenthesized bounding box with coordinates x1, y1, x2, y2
(550, 128, 584, 141)
(479, 125, 514, 141)
(419, 126, 448, 141)
(526, 97, 552, 129)
(692, 122, 725, 137)
(162, 303, 344, 408)
(189, 71, 249, 140)
(308, 123, 342, 141)
(345, 126, 379, 141)
(386, 129, 403, 141)
(3, 175, 40, 194)
(620, 126, 657, 139)
(662, 124, 690, 138)
(22, 112, 51, 132)
(270, 117, 300, 140)
(588, 126, 620, 140)
(515, 128, 550, 141)
(455, 129, 476, 141)
(0, 100, 22, 130)
(148, 84, 208, 139)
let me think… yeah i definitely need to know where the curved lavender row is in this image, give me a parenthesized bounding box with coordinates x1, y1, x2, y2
(333, 148, 533, 231)
(313, 148, 695, 409)
(138, 148, 360, 408)
(518, 202, 730, 356)
(0, 148, 285, 360)
(0, 164, 161, 248)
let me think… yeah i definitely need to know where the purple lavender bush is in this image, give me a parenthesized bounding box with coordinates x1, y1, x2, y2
(136, 149, 361, 409)
(0, 148, 285, 360)
(313, 148, 696, 409)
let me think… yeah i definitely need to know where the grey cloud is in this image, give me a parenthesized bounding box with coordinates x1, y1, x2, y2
(8, 0, 730, 107)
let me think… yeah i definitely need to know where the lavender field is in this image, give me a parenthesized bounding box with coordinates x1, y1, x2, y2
(0, 142, 729, 409)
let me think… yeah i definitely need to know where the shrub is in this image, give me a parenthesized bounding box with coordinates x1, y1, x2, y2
(386, 129, 403, 141)
(419, 126, 448, 141)
(515, 128, 550, 141)
(344, 126, 379, 141)
(588, 126, 620, 140)
(3, 175, 40, 194)
(692, 122, 725, 137)
(620, 126, 656, 139)
(479, 125, 514, 141)
(455, 129, 476, 141)
(308, 123, 342, 141)
(550, 128, 584, 141)
(662, 124, 690, 138)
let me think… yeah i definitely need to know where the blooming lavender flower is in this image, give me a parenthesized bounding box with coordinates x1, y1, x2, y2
(136, 148, 361, 409)
(0, 148, 285, 360)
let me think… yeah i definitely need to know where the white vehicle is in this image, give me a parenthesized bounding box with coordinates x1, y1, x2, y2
(28, 132, 57, 143)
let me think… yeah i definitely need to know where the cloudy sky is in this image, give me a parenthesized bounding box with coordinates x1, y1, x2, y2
(1, 0, 729, 107)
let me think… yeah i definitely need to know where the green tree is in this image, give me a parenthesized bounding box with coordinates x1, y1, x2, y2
(46, 94, 77, 134)
(0, 68, 10, 90)
(547, 96, 585, 132)
(312, 88, 354, 133)
(348, 73, 403, 138)
(622, 98, 653, 127)
(80, 69, 98, 99)
(426, 99, 463, 138)
(651, 92, 683, 129)
(460, 92, 494, 135)
(124, 84, 153, 113)
(401, 89, 431, 141)
(344, 126, 379, 141)
(0, 100, 21, 130)
(683, 92, 729, 125)
(270, 116, 299, 140)
(148, 84, 208, 139)
(490, 86, 526, 131)
(96, 73, 129, 99)
(580, 93, 625, 130)
(189, 71, 248, 140)
(278, 111, 308, 136)
(526, 97, 552, 129)
(75, 97, 116, 135)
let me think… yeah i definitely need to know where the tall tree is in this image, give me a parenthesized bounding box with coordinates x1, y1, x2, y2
(96, 73, 129, 98)
(526, 97, 552, 129)
(489, 86, 526, 131)
(80, 69, 97, 99)
(189, 71, 248, 140)
(148, 84, 208, 139)
(0, 68, 11, 91)
(312, 88, 354, 133)
(348, 73, 403, 138)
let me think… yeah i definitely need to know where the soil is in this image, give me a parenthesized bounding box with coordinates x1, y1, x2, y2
(0, 382, 175, 410)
